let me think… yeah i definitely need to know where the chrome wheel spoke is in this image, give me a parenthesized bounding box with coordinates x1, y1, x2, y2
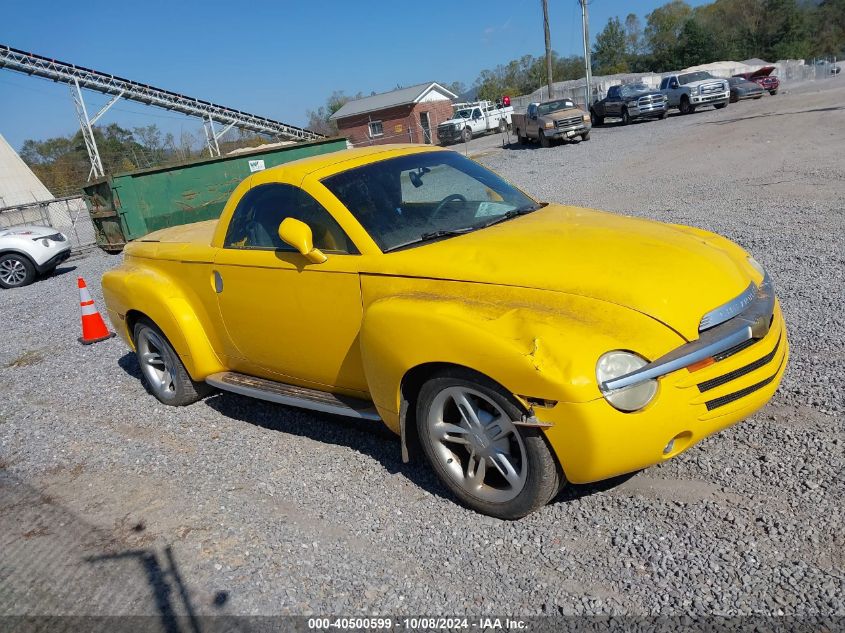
(491, 451, 522, 487)
(437, 422, 470, 445)
(454, 392, 482, 429)
(141, 351, 163, 367)
(427, 385, 528, 503)
(466, 453, 486, 489)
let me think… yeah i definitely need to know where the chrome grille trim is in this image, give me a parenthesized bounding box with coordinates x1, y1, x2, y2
(555, 116, 582, 129)
(700, 282, 758, 331)
(601, 273, 775, 392)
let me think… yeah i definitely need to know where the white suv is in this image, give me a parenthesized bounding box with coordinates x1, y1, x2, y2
(0, 226, 72, 289)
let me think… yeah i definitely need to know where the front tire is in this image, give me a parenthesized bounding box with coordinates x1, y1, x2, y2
(581, 131, 591, 141)
(590, 110, 604, 126)
(679, 96, 695, 114)
(714, 102, 728, 109)
(769, 89, 778, 95)
(133, 318, 211, 406)
(416, 369, 563, 519)
(621, 108, 630, 125)
(0, 253, 36, 289)
(539, 132, 551, 148)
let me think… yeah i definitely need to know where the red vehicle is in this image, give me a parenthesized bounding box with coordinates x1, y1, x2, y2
(733, 66, 779, 95)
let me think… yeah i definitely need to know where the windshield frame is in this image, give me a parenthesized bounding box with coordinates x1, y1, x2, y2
(678, 71, 714, 85)
(319, 151, 542, 253)
(537, 99, 575, 115)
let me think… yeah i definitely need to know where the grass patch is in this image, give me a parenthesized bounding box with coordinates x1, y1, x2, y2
(6, 350, 44, 368)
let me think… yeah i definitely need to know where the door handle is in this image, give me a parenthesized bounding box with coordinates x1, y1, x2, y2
(213, 270, 223, 293)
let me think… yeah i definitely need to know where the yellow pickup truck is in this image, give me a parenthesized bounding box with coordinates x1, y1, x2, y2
(102, 144, 787, 519)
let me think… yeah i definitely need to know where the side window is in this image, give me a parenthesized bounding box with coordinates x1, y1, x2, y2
(224, 183, 357, 254)
(472, 108, 482, 119)
(607, 86, 619, 99)
(659, 78, 668, 90)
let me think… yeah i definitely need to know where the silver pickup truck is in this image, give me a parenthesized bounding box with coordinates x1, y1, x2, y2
(660, 71, 730, 114)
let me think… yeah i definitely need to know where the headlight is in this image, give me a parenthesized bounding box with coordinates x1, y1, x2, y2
(747, 255, 765, 278)
(596, 351, 658, 412)
(582, 113, 591, 122)
(690, 86, 700, 95)
(544, 121, 554, 129)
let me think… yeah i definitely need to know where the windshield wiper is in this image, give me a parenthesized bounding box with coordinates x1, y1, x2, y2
(383, 226, 476, 252)
(479, 203, 545, 229)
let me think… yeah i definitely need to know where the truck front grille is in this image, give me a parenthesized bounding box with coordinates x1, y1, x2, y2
(700, 82, 724, 95)
(555, 116, 582, 129)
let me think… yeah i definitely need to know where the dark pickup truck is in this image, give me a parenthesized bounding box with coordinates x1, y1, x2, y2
(590, 83, 668, 126)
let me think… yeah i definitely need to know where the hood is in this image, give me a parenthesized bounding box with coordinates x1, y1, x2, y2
(0, 225, 60, 239)
(370, 205, 752, 341)
(439, 117, 469, 127)
(733, 66, 776, 80)
(543, 107, 585, 120)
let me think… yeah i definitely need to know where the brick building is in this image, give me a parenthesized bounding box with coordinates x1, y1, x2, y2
(329, 82, 458, 146)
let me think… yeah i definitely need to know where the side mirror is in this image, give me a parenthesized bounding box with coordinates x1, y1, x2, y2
(278, 218, 327, 264)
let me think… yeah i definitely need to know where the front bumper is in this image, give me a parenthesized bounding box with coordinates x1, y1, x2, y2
(437, 126, 463, 143)
(545, 123, 591, 139)
(537, 301, 787, 484)
(691, 91, 730, 104)
(34, 246, 71, 273)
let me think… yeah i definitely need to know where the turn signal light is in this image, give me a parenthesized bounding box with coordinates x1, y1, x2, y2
(687, 357, 715, 372)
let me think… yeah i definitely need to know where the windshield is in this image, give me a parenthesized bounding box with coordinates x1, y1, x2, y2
(321, 151, 541, 252)
(620, 83, 649, 97)
(537, 99, 575, 115)
(454, 109, 471, 119)
(678, 71, 714, 85)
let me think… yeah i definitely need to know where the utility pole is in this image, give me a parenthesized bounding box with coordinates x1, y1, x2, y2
(542, 0, 554, 100)
(579, 0, 592, 108)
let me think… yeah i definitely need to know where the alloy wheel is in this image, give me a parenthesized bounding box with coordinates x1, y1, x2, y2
(0, 258, 27, 286)
(137, 327, 177, 399)
(426, 386, 528, 503)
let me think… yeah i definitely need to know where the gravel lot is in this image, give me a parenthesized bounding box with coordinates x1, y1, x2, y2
(1, 79, 843, 621)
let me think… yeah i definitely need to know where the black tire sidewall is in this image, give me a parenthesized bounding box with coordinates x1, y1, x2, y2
(132, 318, 208, 406)
(416, 371, 562, 519)
(0, 253, 36, 289)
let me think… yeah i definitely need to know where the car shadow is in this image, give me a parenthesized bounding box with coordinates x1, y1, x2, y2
(43, 264, 77, 278)
(117, 350, 639, 514)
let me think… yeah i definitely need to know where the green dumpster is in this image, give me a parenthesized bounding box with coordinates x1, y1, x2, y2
(83, 137, 348, 252)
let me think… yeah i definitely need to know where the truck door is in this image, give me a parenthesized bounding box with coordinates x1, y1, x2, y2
(212, 182, 367, 392)
(606, 86, 621, 116)
(471, 108, 484, 133)
(527, 104, 538, 136)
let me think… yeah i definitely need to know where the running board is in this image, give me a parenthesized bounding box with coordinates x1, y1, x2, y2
(206, 372, 381, 421)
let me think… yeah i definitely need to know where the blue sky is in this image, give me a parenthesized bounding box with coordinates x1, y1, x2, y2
(0, 0, 708, 151)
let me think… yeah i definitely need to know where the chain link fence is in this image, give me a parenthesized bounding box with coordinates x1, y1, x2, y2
(0, 196, 97, 252)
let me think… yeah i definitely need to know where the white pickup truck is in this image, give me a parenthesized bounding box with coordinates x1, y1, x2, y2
(659, 71, 730, 114)
(437, 100, 513, 144)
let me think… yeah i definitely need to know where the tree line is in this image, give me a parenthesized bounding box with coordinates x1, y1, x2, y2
(308, 0, 843, 132)
(19, 123, 268, 197)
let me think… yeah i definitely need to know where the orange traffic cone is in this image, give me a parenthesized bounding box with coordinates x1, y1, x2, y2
(77, 277, 115, 345)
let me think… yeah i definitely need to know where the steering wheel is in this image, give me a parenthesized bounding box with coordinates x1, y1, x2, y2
(431, 194, 467, 220)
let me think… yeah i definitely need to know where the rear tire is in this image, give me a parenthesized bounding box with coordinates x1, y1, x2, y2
(416, 369, 563, 519)
(516, 129, 527, 144)
(0, 253, 36, 289)
(133, 318, 212, 406)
